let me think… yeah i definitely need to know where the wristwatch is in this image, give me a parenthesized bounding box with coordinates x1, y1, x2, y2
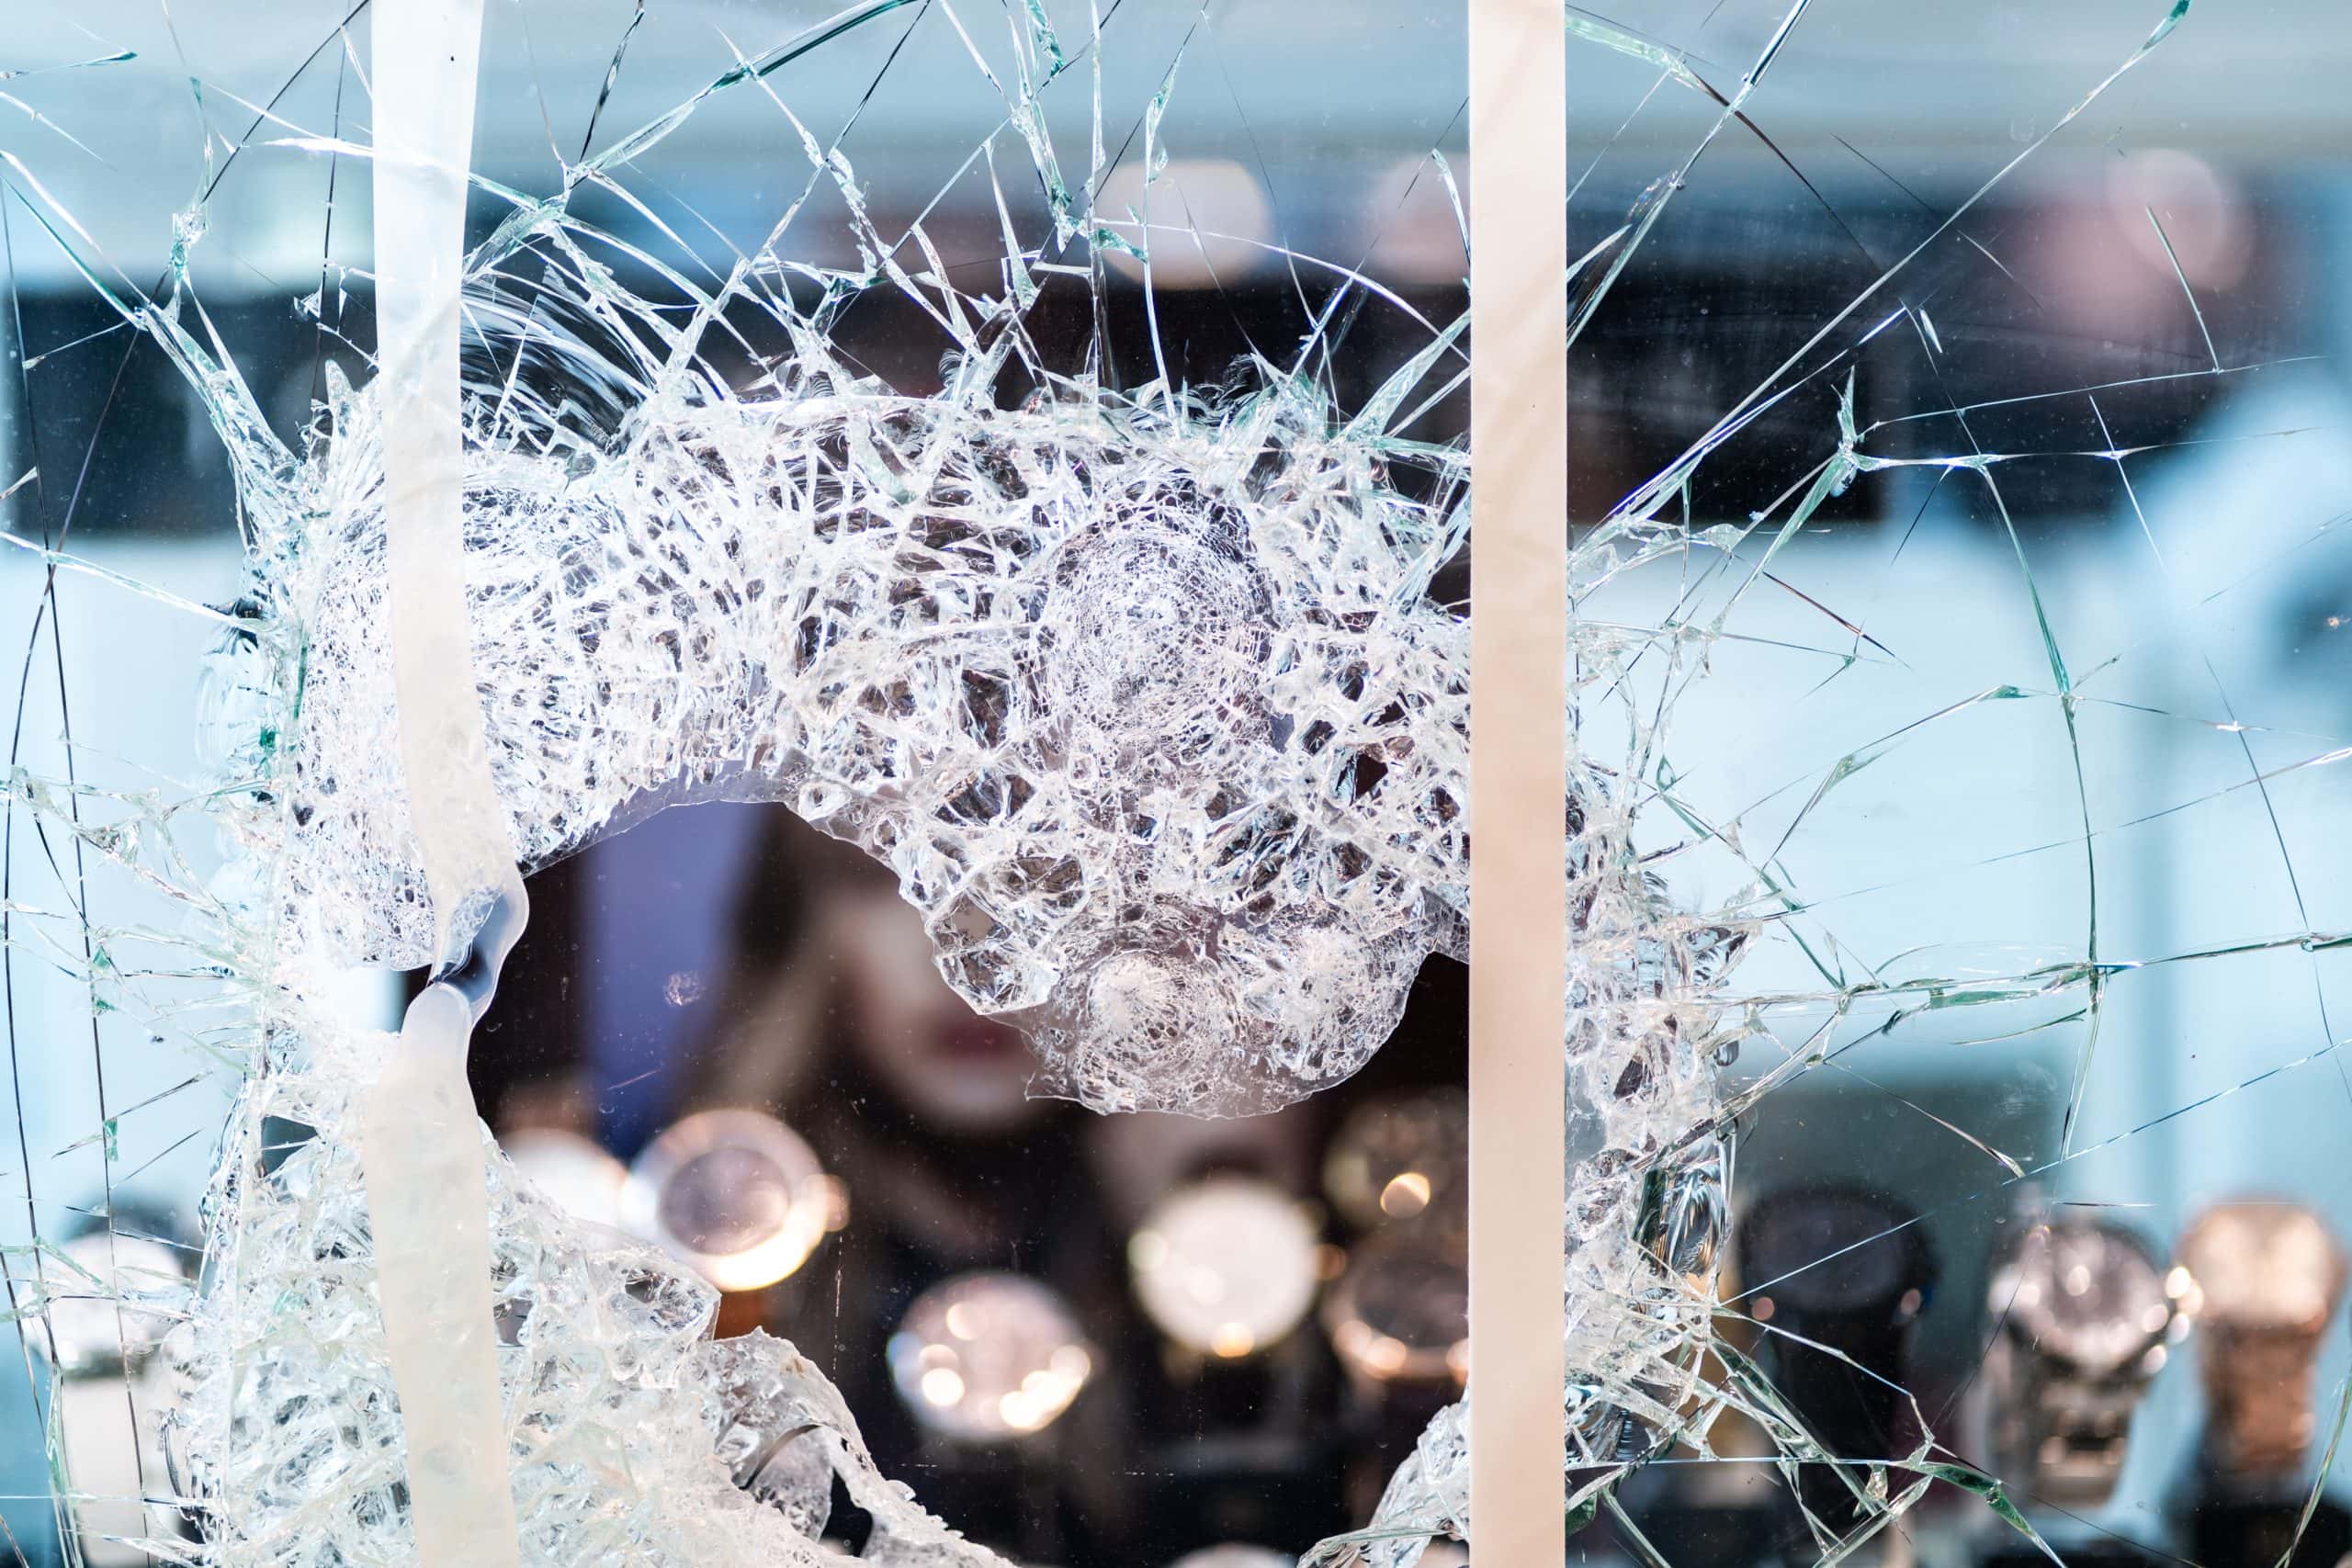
(620, 1108, 843, 1292)
(1984, 1213, 2195, 1506)
(1129, 1174, 1322, 1360)
(887, 1271, 1093, 1443)
(2175, 1200, 2346, 1485)
(1735, 1184, 1937, 1529)
(1736, 1185, 1938, 1430)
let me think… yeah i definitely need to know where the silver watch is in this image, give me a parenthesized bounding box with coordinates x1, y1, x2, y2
(1984, 1214, 2194, 1506)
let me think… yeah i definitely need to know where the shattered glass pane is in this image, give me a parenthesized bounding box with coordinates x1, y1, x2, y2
(1, 0, 2348, 1565)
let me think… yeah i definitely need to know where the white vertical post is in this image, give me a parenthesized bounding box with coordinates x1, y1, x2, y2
(1467, 0, 1569, 1561)
(364, 2, 526, 1563)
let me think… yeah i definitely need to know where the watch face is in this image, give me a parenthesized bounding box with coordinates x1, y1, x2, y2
(2177, 1201, 2346, 1333)
(621, 1109, 837, 1292)
(888, 1272, 1092, 1443)
(1129, 1175, 1320, 1359)
(1996, 1219, 2175, 1375)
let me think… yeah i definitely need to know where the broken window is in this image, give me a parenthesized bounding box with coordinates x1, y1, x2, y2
(0, 2, 2345, 1565)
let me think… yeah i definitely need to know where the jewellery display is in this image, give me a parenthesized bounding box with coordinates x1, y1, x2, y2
(1736, 1186, 1938, 1403)
(2173, 1202, 2352, 1568)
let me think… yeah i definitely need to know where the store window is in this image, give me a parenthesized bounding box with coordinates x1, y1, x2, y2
(1, 3, 2347, 1566)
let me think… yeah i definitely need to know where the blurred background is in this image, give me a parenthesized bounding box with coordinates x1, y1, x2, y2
(3, 0, 2352, 1563)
